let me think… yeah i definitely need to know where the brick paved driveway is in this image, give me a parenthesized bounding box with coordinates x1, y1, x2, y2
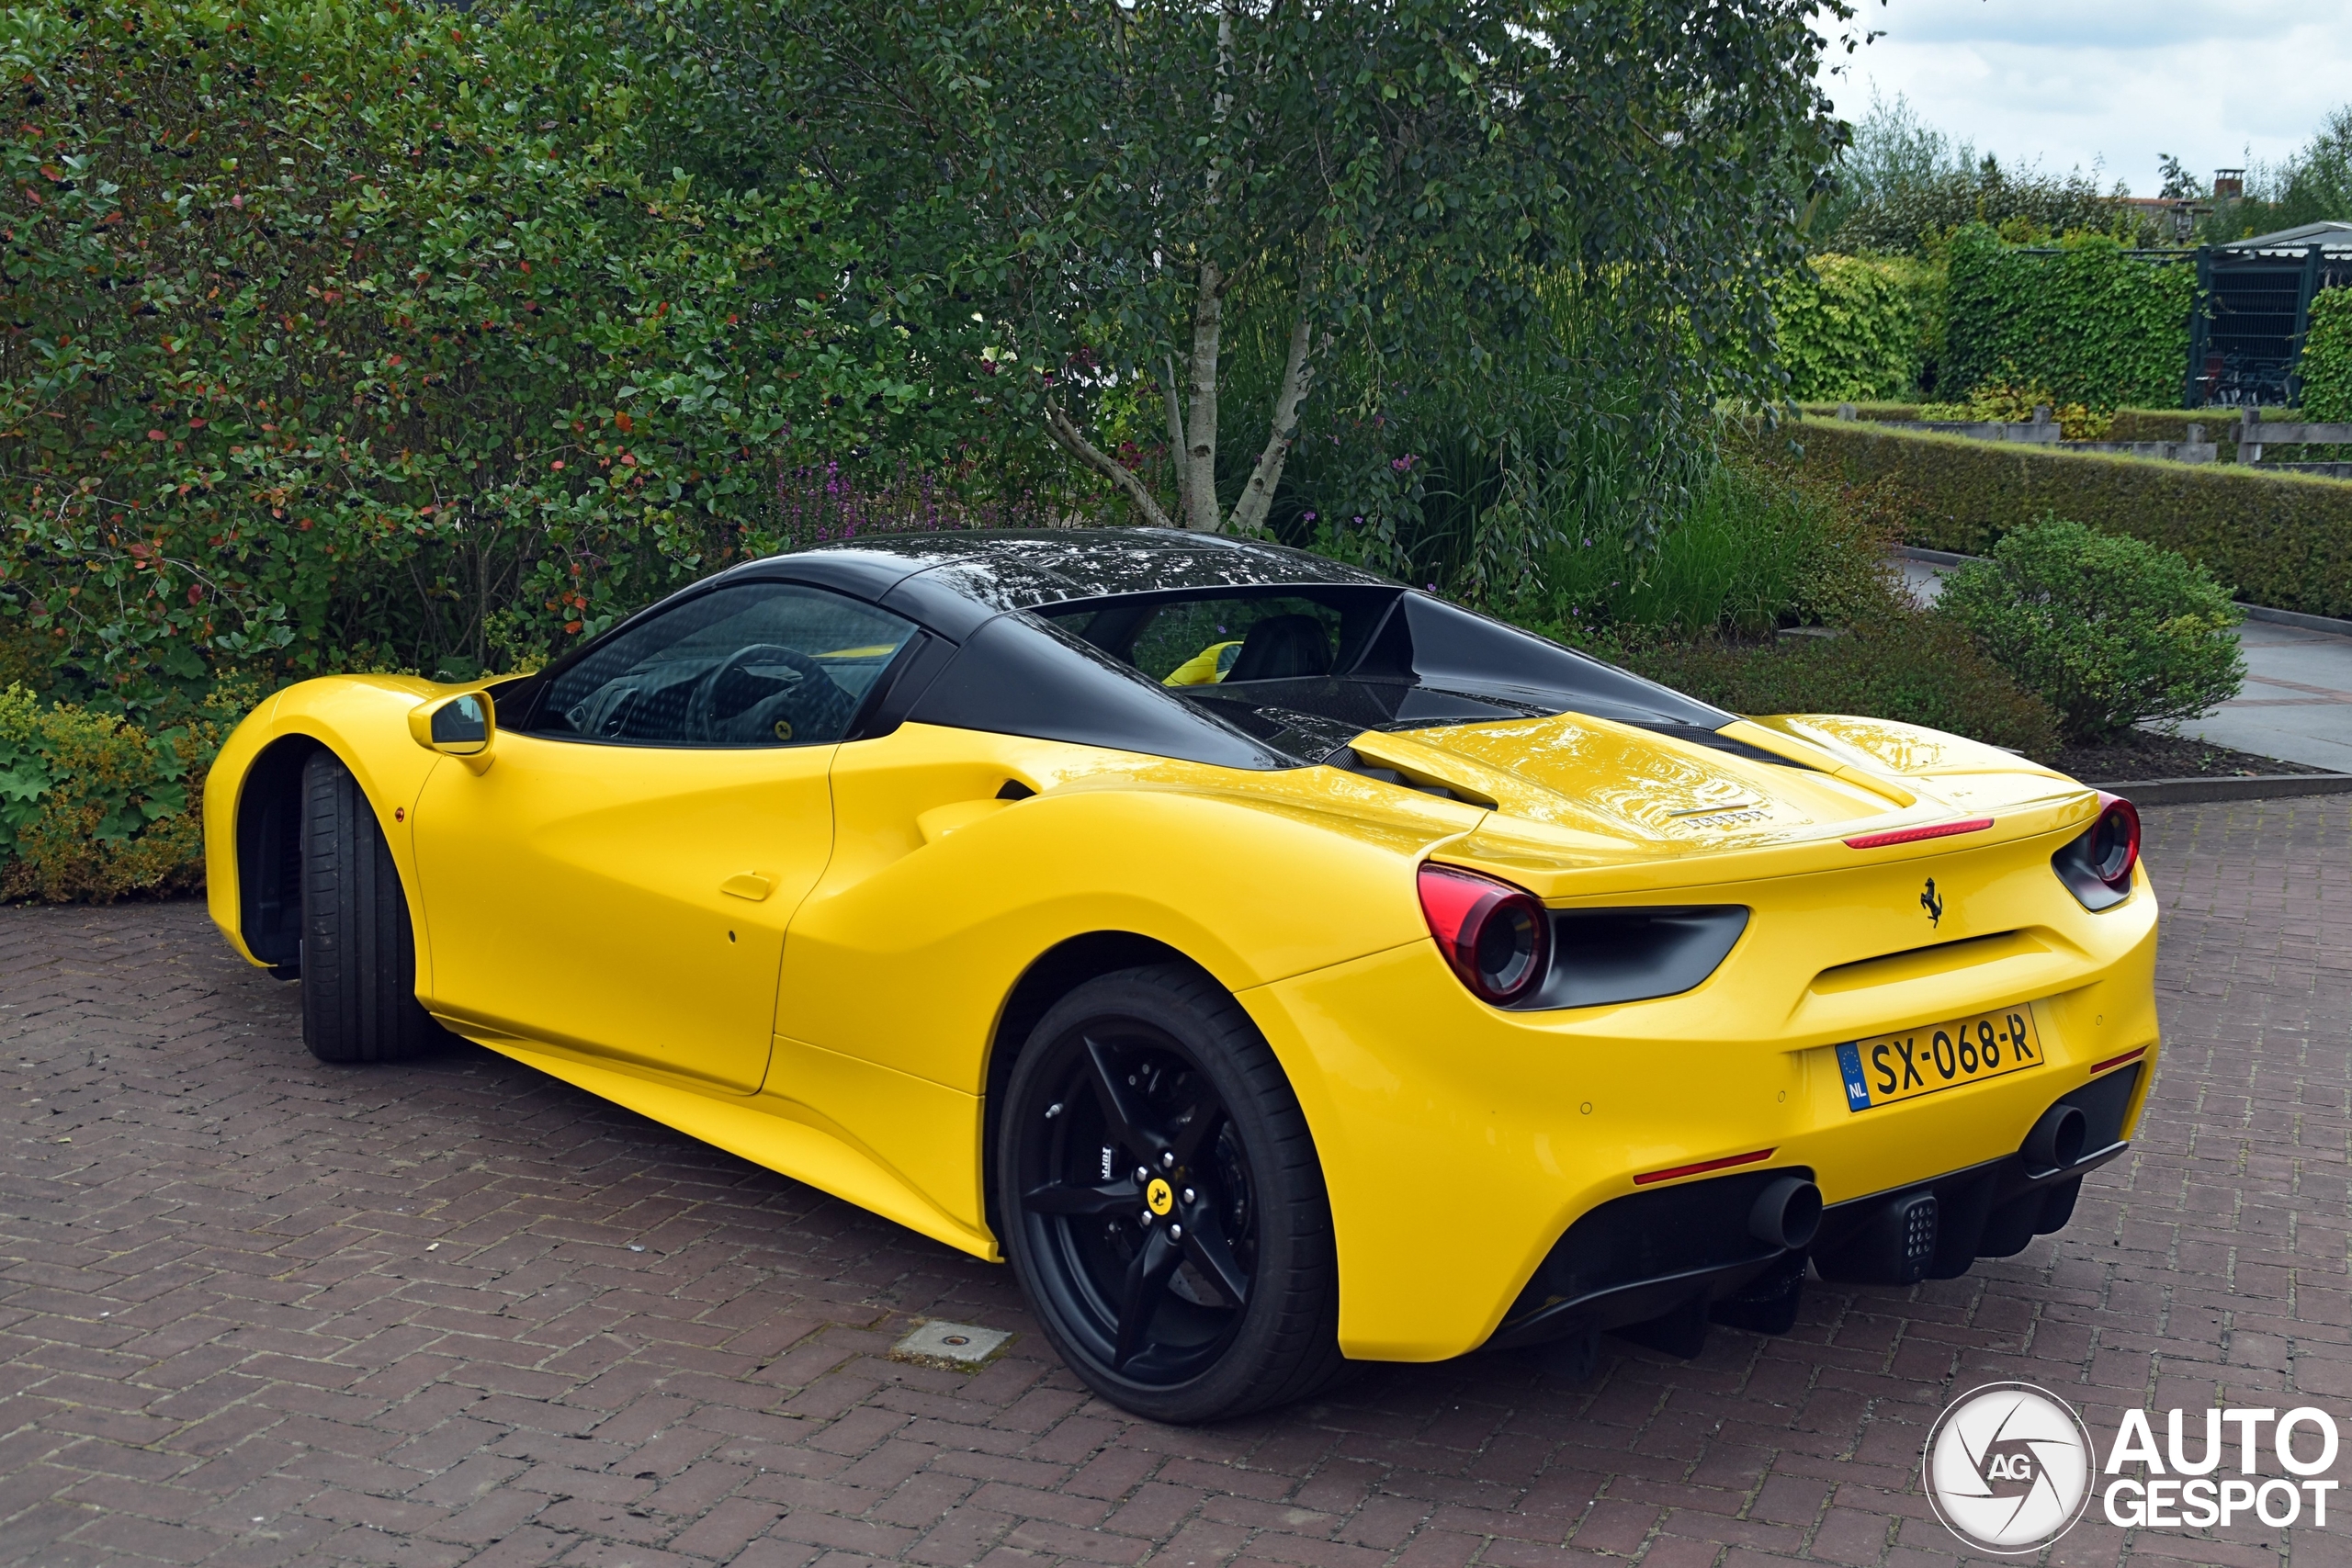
(2, 799, 2347, 1568)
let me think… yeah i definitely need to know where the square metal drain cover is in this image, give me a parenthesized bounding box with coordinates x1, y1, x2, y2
(891, 1319, 1011, 1367)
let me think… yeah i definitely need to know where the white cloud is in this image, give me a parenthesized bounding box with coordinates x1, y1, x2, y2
(1817, 0, 2352, 193)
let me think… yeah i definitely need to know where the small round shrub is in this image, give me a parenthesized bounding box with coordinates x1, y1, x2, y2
(1937, 517, 2245, 744)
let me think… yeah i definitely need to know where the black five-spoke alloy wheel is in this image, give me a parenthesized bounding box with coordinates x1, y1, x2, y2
(998, 964, 1344, 1423)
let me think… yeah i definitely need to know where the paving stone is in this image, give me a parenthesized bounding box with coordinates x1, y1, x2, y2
(0, 798, 2340, 1563)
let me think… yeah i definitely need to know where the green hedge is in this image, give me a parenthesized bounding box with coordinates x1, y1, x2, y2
(1783, 418, 2352, 616)
(1773, 255, 1939, 402)
(1943, 226, 2194, 409)
(2306, 288, 2352, 422)
(0, 0, 955, 708)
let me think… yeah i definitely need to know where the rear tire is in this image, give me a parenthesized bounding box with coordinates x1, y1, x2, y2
(997, 964, 1345, 1423)
(300, 751, 444, 1064)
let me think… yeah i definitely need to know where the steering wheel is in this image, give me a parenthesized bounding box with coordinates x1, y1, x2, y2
(689, 643, 854, 746)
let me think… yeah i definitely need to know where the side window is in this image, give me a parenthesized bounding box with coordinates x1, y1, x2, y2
(531, 582, 918, 748)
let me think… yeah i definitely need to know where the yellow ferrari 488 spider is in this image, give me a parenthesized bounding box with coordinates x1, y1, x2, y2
(204, 530, 2156, 1421)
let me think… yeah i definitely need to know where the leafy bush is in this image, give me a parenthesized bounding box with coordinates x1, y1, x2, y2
(1915, 381, 2111, 441)
(1267, 294, 1721, 605)
(1938, 519, 2245, 743)
(1773, 254, 1937, 402)
(0, 684, 230, 901)
(1623, 616, 2062, 761)
(1942, 227, 2194, 410)
(0, 0, 970, 711)
(2304, 288, 2352, 423)
(1788, 416, 2352, 617)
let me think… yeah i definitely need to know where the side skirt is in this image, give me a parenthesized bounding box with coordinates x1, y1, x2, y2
(465, 1033, 1001, 1261)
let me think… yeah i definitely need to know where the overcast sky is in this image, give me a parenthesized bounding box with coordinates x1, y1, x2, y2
(1815, 1, 2352, 195)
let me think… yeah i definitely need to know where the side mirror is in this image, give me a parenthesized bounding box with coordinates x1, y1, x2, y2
(409, 690, 496, 772)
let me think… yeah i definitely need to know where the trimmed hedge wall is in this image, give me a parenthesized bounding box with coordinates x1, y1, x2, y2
(1942, 227, 2196, 410)
(1774, 255, 1937, 402)
(1782, 418, 2352, 616)
(2307, 288, 2352, 423)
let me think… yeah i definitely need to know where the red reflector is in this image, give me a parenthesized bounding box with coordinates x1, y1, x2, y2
(1843, 818, 1995, 850)
(2089, 1046, 2148, 1074)
(1632, 1148, 1774, 1186)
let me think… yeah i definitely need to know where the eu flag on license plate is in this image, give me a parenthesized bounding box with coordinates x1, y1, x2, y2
(1835, 1042, 1871, 1112)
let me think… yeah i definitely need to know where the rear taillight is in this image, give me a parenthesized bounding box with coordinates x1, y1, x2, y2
(1418, 863, 1551, 1005)
(2051, 792, 2141, 910)
(2086, 793, 2141, 890)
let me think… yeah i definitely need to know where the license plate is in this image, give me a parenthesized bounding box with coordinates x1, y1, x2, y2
(1836, 1005, 2044, 1111)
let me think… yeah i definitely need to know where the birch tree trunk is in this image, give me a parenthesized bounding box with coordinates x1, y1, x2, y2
(1052, 266, 1316, 536)
(1228, 310, 1315, 536)
(1179, 262, 1224, 532)
(1043, 403, 1178, 530)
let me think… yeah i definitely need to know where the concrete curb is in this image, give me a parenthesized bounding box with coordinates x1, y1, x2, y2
(1893, 546, 2352, 637)
(1895, 545, 1979, 570)
(2239, 603, 2352, 637)
(2081, 773, 2352, 806)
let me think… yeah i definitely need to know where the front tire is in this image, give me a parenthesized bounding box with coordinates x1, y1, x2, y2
(997, 964, 1344, 1423)
(300, 751, 445, 1064)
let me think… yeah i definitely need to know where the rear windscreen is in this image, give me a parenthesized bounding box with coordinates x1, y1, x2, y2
(1043, 588, 1398, 688)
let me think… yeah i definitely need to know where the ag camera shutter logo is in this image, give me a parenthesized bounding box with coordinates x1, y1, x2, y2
(1923, 1382, 2095, 1553)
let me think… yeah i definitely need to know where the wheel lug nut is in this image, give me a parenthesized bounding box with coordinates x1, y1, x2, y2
(1139, 1210, 1153, 1226)
(1170, 1224, 1182, 1240)
(1181, 1188, 1195, 1204)
(1160, 1151, 1176, 1168)
(1134, 1167, 1148, 1183)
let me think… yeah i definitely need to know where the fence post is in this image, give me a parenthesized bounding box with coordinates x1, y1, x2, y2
(2240, 407, 2262, 466)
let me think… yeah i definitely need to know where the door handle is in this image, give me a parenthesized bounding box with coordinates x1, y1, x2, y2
(719, 874, 772, 902)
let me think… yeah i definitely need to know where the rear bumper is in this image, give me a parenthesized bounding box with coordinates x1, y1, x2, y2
(1246, 848, 2160, 1362)
(1488, 1062, 2142, 1355)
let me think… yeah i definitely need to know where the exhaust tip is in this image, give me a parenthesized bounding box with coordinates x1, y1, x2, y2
(1748, 1176, 1824, 1250)
(2025, 1104, 2088, 1171)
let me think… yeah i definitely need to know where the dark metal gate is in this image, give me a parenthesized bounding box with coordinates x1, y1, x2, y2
(2186, 223, 2352, 408)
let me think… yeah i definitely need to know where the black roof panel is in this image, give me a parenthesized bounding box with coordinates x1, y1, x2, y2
(736, 528, 1396, 613)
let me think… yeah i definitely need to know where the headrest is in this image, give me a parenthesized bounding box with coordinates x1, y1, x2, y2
(1225, 614, 1331, 682)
